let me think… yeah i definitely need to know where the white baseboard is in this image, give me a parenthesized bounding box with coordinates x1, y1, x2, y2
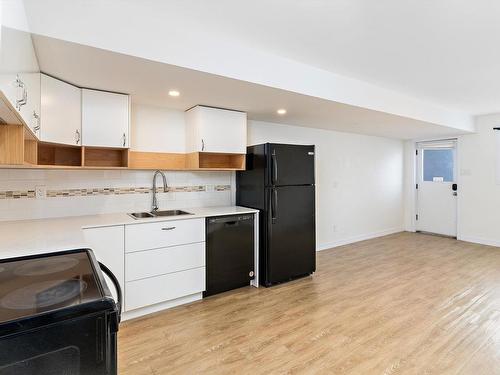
(121, 292, 203, 321)
(317, 227, 404, 251)
(458, 235, 500, 248)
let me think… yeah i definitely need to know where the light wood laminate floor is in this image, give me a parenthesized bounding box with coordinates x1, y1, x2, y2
(118, 232, 500, 374)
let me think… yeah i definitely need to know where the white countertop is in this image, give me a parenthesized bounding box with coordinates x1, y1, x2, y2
(0, 206, 258, 259)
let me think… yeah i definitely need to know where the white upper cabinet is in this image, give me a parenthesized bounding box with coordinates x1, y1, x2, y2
(185, 106, 247, 154)
(21, 72, 41, 137)
(40, 74, 81, 145)
(82, 89, 130, 148)
(0, 26, 41, 136)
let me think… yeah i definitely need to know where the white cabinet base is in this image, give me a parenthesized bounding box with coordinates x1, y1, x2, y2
(125, 266, 205, 311)
(82, 226, 125, 308)
(121, 292, 203, 321)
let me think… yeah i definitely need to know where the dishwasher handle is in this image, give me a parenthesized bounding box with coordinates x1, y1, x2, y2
(208, 215, 254, 224)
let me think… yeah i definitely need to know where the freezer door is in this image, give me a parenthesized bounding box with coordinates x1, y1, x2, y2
(266, 185, 315, 285)
(267, 144, 315, 186)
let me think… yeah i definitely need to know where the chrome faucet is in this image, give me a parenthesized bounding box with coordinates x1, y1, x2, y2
(152, 170, 168, 212)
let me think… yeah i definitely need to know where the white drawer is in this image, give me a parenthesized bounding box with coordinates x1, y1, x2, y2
(125, 267, 205, 311)
(125, 218, 205, 252)
(126, 242, 205, 282)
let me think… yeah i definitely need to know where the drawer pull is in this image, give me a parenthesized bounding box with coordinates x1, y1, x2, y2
(161, 227, 176, 231)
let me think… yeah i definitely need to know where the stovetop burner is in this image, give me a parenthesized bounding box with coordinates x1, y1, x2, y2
(1, 279, 88, 310)
(14, 257, 79, 276)
(0, 250, 103, 323)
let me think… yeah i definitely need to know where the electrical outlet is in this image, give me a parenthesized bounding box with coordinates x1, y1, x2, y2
(35, 185, 46, 199)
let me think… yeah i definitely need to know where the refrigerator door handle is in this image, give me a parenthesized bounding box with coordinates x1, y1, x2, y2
(272, 150, 278, 184)
(271, 188, 278, 223)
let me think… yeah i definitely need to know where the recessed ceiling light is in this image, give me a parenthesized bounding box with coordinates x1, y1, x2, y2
(277, 108, 287, 115)
(168, 90, 180, 97)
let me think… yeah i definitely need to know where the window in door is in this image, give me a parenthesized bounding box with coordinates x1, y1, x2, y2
(423, 149, 455, 182)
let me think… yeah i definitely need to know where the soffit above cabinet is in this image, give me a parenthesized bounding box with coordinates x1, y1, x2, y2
(31, 33, 473, 140)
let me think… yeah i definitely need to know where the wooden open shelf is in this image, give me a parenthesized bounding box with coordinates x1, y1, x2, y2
(0, 125, 39, 166)
(0, 124, 24, 165)
(0, 92, 246, 171)
(83, 147, 128, 168)
(37, 142, 82, 167)
(0, 120, 245, 171)
(24, 137, 38, 165)
(128, 151, 245, 171)
(199, 152, 245, 169)
(128, 151, 185, 170)
(186, 152, 245, 170)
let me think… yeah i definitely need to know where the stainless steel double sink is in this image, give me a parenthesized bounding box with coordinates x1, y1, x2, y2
(128, 209, 193, 220)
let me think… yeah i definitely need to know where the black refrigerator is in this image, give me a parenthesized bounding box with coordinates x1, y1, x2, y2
(236, 143, 316, 287)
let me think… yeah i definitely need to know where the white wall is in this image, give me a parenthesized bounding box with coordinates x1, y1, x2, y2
(248, 120, 405, 250)
(131, 104, 185, 153)
(401, 114, 500, 247)
(457, 115, 500, 246)
(0, 169, 232, 221)
(0, 105, 406, 247)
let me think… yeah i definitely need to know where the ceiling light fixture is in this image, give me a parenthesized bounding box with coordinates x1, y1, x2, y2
(277, 108, 287, 115)
(168, 90, 180, 97)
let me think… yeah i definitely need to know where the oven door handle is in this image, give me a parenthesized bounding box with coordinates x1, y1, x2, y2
(98, 262, 122, 323)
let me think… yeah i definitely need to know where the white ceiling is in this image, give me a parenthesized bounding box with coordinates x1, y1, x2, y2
(23, 0, 500, 115)
(33, 34, 468, 140)
(20, 0, 476, 132)
(154, 0, 500, 116)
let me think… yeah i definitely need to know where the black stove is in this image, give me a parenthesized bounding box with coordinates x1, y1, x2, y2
(0, 249, 121, 375)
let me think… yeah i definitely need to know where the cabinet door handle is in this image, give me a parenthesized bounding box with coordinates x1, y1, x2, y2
(201, 138, 205, 151)
(75, 129, 81, 145)
(14, 75, 27, 110)
(161, 226, 176, 231)
(122, 133, 126, 147)
(32, 110, 40, 132)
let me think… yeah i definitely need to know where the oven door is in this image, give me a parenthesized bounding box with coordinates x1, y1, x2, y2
(0, 311, 117, 375)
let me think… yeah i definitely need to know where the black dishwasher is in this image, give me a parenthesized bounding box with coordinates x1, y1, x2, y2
(204, 214, 255, 297)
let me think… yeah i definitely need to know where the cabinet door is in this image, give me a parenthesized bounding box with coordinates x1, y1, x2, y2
(126, 267, 205, 311)
(41, 74, 81, 145)
(186, 106, 247, 154)
(82, 89, 130, 148)
(0, 26, 40, 134)
(83, 225, 125, 310)
(125, 218, 205, 253)
(20, 72, 41, 136)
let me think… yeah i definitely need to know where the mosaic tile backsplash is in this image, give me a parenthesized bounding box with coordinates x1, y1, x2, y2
(0, 185, 230, 199)
(0, 169, 235, 221)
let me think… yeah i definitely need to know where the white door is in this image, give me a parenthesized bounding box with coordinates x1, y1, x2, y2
(82, 89, 130, 148)
(41, 74, 81, 145)
(416, 140, 458, 237)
